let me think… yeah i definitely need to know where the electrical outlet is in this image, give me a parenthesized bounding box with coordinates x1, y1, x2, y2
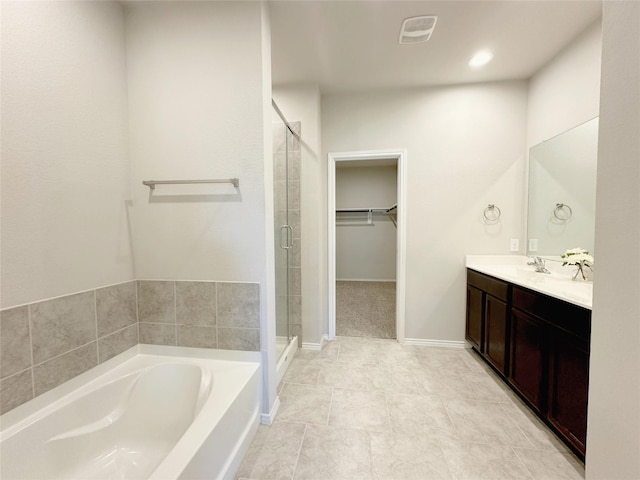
(510, 238, 519, 252)
(529, 238, 538, 252)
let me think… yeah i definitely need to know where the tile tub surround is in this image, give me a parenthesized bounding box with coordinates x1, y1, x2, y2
(0, 280, 260, 415)
(237, 337, 585, 480)
(138, 280, 260, 351)
(0, 281, 138, 415)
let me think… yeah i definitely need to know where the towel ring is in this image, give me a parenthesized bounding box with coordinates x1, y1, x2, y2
(483, 204, 501, 223)
(554, 203, 573, 221)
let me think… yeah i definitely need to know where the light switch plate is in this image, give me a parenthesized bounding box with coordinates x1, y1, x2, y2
(529, 239, 538, 252)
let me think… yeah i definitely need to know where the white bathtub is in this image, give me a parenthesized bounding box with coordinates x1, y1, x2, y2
(0, 345, 261, 480)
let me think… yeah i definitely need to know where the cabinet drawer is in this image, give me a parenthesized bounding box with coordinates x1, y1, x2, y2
(467, 269, 509, 302)
(512, 286, 591, 341)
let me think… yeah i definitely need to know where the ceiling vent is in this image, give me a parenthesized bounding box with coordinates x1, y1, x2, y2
(398, 16, 437, 44)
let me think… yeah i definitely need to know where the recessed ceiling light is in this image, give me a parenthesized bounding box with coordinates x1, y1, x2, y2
(398, 16, 438, 44)
(468, 50, 493, 68)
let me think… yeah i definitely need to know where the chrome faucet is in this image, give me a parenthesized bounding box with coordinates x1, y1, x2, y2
(527, 256, 551, 274)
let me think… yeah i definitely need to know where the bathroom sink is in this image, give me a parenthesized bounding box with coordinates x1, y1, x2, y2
(466, 259, 593, 309)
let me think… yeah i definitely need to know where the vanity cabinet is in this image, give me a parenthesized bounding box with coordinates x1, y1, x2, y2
(465, 270, 510, 375)
(466, 269, 591, 460)
(511, 285, 591, 456)
(509, 307, 546, 413)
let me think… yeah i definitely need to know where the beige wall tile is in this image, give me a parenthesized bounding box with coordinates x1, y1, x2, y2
(96, 282, 137, 337)
(98, 325, 138, 363)
(33, 343, 97, 396)
(175, 281, 216, 326)
(139, 322, 176, 346)
(217, 283, 259, 328)
(177, 325, 217, 348)
(30, 292, 96, 364)
(0, 306, 31, 379)
(137, 281, 174, 324)
(217, 327, 259, 351)
(0, 369, 33, 415)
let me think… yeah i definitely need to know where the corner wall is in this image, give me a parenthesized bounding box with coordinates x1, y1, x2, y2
(527, 20, 602, 148)
(586, 1, 640, 477)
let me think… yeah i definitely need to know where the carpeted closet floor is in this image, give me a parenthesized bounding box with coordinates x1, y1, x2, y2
(336, 281, 396, 339)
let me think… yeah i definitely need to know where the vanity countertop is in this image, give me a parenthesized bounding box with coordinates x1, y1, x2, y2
(466, 255, 592, 310)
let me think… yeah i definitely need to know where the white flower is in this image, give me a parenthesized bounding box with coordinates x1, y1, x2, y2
(561, 247, 594, 267)
(564, 253, 594, 265)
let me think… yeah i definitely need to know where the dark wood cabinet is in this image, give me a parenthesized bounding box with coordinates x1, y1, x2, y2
(485, 295, 509, 374)
(466, 270, 510, 375)
(548, 327, 590, 453)
(466, 269, 591, 461)
(465, 285, 484, 351)
(509, 307, 546, 413)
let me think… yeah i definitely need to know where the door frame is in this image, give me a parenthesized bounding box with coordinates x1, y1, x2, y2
(327, 149, 407, 342)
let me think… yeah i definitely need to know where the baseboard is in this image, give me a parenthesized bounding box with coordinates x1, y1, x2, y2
(276, 336, 298, 385)
(402, 338, 467, 349)
(260, 396, 280, 425)
(336, 278, 397, 282)
(300, 333, 327, 351)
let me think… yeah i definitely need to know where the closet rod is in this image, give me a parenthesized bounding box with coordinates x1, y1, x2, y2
(336, 203, 397, 214)
(336, 208, 388, 213)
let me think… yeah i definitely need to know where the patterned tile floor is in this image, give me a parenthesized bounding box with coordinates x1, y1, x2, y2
(237, 336, 585, 480)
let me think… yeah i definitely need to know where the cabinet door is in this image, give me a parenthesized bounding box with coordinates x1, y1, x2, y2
(484, 295, 508, 375)
(509, 308, 546, 412)
(466, 285, 484, 351)
(548, 328, 589, 455)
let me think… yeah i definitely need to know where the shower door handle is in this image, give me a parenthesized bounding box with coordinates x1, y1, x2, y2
(286, 225, 294, 248)
(280, 225, 294, 249)
(280, 225, 292, 249)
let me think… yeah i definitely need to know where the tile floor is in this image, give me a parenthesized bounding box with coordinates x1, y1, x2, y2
(237, 336, 585, 480)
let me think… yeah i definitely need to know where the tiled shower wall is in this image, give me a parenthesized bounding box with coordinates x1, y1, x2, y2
(0, 280, 259, 415)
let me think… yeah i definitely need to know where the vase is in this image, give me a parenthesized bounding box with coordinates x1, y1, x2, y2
(572, 264, 588, 281)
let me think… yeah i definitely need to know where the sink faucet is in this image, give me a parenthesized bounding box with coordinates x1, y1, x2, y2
(527, 256, 551, 274)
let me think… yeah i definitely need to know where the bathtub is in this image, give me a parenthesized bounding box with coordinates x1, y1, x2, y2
(0, 345, 261, 480)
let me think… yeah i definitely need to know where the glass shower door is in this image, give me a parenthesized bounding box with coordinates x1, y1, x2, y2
(274, 119, 292, 360)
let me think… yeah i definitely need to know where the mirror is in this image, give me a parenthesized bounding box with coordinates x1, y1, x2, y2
(527, 117, 599, 257)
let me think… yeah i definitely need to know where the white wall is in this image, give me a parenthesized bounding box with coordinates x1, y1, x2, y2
(323, 82, 528, 342)
(0, 1, 133, 308)
(586, 1, 640, 477)
(124, 1, 276, 416)
(336, 165, 397, 280)
(527, 20, 602, 148)
(272, 85, 325, 345)
(125, 2, 267, 283)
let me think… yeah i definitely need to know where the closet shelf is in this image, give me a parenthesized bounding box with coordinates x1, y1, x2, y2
(336, 204, 398, 227)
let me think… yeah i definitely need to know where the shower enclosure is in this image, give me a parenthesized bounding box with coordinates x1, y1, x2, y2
(272, 100, 301, 361)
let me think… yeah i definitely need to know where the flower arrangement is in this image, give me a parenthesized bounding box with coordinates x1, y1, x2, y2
(561, 248, 594, 281)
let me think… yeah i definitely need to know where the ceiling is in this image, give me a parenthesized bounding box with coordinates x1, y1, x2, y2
(269, 0, 602, 94)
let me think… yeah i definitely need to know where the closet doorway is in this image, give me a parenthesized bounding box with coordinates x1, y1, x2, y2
(328, 150, 407, 342)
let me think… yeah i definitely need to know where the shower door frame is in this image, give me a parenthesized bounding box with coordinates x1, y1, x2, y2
(327, 149, 407, 343)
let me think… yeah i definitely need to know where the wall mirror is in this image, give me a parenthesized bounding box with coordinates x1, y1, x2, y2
(527, 117, 599, 258)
